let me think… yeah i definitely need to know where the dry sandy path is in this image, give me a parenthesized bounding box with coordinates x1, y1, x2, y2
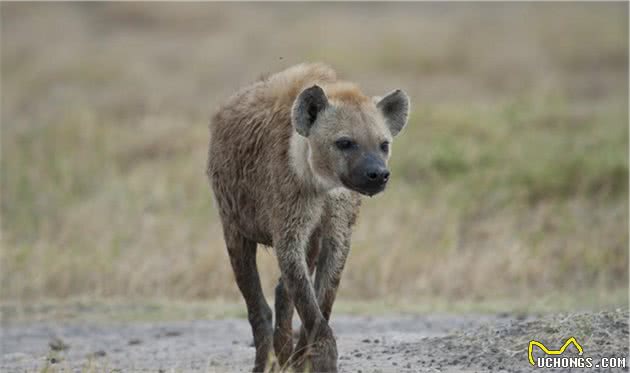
(2, 314, 493, 372)
(2, 311, 628, 372)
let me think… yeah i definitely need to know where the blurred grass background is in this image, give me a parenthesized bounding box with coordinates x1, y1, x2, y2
(1, 3, 628, 309)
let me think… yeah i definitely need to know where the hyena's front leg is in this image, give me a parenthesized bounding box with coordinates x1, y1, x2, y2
(293, 197, 356, 361)
(314, 195, 358, 322)
(273, 230, 321, 367)
(314, 233, 351, 321)
(294, 233, 350, 363)
(275, 233, 337, 372)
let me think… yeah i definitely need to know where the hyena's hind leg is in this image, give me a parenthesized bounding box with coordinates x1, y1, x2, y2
(273, 229, 321, 367)
(223, 226, 273, 372)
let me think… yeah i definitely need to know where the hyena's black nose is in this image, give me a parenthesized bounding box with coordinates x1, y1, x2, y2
(366, 168, 390, 184)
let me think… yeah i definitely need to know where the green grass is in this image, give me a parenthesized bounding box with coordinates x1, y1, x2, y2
(1, 3, 627, 309)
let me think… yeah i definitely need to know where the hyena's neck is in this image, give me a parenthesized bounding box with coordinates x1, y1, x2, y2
(289, 132, 337, 194)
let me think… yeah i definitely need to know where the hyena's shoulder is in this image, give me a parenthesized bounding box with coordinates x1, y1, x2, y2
(263, 62, 338, 108)
(212, 63, 337, 130)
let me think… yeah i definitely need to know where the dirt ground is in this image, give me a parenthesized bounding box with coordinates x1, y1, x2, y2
(2, 309, 627, 372)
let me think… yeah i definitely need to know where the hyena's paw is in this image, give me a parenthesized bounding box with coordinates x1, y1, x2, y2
(309, 337, 338, 373)
(294, 326, 338, 373)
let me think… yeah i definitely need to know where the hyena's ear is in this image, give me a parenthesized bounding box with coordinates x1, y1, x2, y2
(375, 89, 410, 137)
(292, 85, 329, 137)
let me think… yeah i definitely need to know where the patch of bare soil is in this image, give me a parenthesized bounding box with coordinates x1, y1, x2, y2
(405, 309, 629, 372)
(1, 310, 627, 372)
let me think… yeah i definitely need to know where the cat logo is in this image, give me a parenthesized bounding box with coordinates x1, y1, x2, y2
(528, 337, 583, 366)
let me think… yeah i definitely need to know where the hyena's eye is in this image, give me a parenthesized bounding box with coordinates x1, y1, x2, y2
(380, 141, 390, 153)
(335, 138, 357, 151)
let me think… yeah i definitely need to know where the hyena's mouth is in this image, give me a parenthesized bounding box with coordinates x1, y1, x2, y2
(340, 178, 387, 197)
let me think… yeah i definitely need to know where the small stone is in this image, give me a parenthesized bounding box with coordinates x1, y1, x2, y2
(88, 350, 106, 358)
(49, 338, 69, 351)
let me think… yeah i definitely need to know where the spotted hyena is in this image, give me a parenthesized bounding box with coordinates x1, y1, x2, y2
(207, 63, 410, 372)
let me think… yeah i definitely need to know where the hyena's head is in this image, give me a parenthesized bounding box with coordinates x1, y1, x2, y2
(291, 83, 410, 196)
